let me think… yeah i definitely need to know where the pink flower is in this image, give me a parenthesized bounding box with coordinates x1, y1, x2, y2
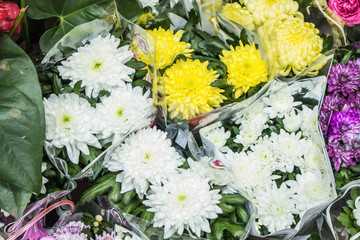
(328, 0, 360, 26)
(0, 0, 22, 34)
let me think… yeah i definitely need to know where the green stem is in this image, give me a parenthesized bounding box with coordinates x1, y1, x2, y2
(21, 0, 31, 52)
(7, 6, 26, 37)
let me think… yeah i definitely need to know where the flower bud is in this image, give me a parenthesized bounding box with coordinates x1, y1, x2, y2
(0, 0, 22, 34)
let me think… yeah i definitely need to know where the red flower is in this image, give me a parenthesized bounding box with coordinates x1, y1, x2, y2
(0, 0, 22, 34)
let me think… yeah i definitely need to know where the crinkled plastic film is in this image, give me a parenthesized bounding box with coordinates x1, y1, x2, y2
(325, 182, 360, 240)
(187, 76, 338, 239)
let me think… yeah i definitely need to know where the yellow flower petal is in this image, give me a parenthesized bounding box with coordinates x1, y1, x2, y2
(220, 42, 268, 98)
(163, 59, 226, 120)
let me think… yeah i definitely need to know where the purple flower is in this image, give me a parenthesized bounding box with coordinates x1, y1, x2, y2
(349, 138, 360, 162)
(327, 141, 356, 170)
(95, 231, 115, 240)
(328, 109, 360, 142)
(321, 94, 348, 113)
(327, 62, 360, 96)
(55, 221, 90, 235)
(348, 91, 360, 112)
(348, 58, 360, 71)
(355, 42, 360, 49)
(319, 110, 331, 135)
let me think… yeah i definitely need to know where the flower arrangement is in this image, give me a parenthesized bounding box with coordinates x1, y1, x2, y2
(199, 78, 336, 235)
(320, 42, 360, 188)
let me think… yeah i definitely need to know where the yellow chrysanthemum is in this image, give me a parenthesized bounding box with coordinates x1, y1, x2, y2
(163, 59, 226, 120)
(241, 0, 299, 25)
(220, 42, 268, 99)
(258, 14, 325, 77)
(221, 3, 255, 31)
(133, 27, 193, 70)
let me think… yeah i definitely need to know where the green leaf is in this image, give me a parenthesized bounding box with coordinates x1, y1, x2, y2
(115, 0, 142, 22)
(236, 206, 249, 224)
(347, 200, 355, 209)
(337, 212, 353, 228)
(221, 194, 248, 205)
(350, 188, 359, 201)
(108, 182, 122, 204)
(132, 79, 152, 88)
(27, 0, 115, 52)
(0, 180, 32, 218)
(212, 218, 245, 240)
(218, 202, 236, 214)
(348, 227, 359, 237)
(79, 173, 117, 205)
(0, 33, 45, 217)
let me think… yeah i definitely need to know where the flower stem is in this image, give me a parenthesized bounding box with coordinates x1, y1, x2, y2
(21, 0, 31, 52)
(8, 6, 27, 37)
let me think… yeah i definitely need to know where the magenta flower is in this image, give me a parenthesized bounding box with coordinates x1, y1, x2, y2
(328, 0, 360, 26)
(349, 58, 360, 70)
(328, 109, 360, 142)
(327, 62, 360, 96)
(348, 91, 360, 112)
(327, 141, 356, 170)
(321, 94, 348, 113)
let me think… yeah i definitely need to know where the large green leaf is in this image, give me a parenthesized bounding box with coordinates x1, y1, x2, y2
(26, 0, 115, 52)
(0, 33, 45, 216)
(0, 181, 32, 218)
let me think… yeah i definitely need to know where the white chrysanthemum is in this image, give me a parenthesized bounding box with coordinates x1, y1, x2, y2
(143, 170, 222, 239)
(95, 85, 154, 144)
(200, 123, 231, 152)
(234, 101, 268, 125)
(234, 121, 264, 147)
(43, 93, 101, 164)
(270, 130, 306, 172)
(187, 157, 233, 186)
(287, 171, 333, 217)
(301, 141, 326, 172)
(255, 183, 298, 233)
(106, 128, 184, 198)
(283, 109, 301, 132)
(58, 34, 135, 98)
(262, 92, 301, 119)
(353, 197, 360, 227)
(249, 137, 277, 171)
(227, 151, 274, 194)
(300, 105, 319, 137)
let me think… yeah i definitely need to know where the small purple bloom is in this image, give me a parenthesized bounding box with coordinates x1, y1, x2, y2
(348, 91, 360, 112)
(55, 221, 90, 235)
(319, 110, 331, 136)
(349, 138, 360, 162)
(327, 62, 360, 96)
(328, 109, 360, 142)
(321, 94, 348, 114)
(348, 58, 360, 71)
(327, 141, 356, 170)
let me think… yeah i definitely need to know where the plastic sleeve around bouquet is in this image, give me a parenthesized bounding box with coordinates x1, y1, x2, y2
(40, 7, 158, 187)
(5, 190, 74, 240)
(325, 181, 360, 240)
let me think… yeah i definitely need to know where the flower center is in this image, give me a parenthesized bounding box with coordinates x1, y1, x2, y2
(92, 61, 103, 71)
(141, 152, 152, 164)
(177, 194, 187, 202)
(62, 115, 72, 123)
(116, 108, 124, 117)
